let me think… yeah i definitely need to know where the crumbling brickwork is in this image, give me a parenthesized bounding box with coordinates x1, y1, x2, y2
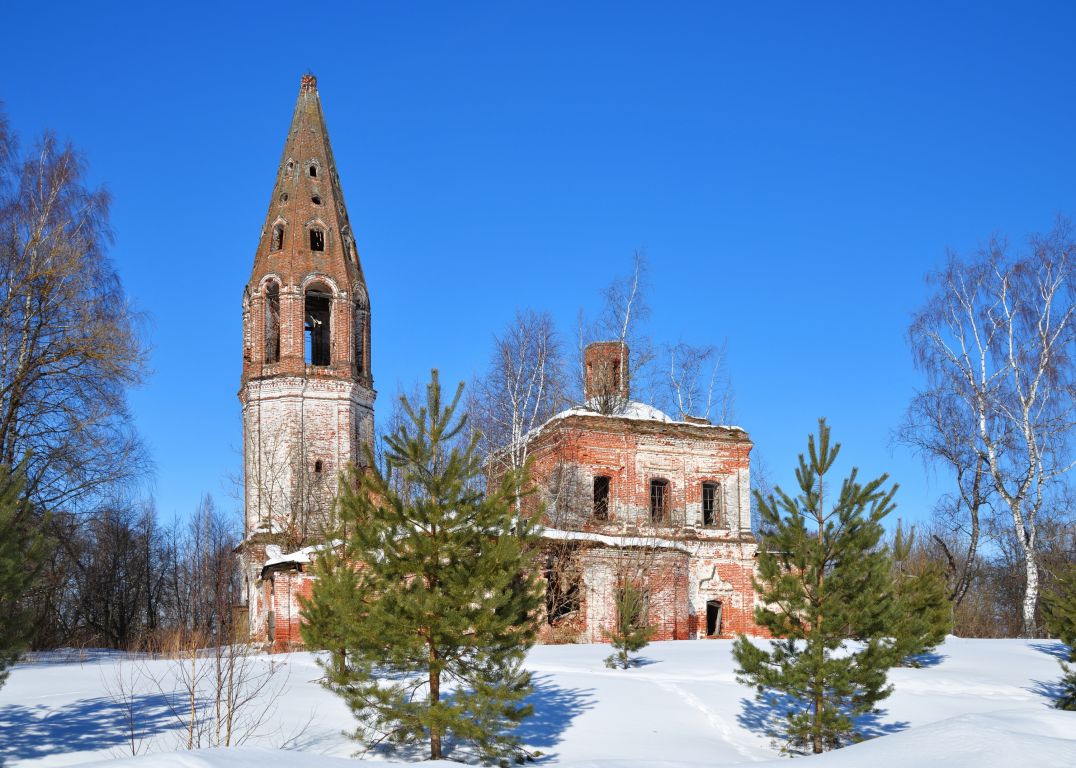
(527, 343, 765, 642)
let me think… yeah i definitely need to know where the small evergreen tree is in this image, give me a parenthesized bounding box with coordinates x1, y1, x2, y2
(0, 463, 51, 689)
(604, 580, 654, 669)
(886, 522, 951, 667)
(1041, 565, 1076, 710)
(301, 371, 543, 762)
(732, 419, 898, 754)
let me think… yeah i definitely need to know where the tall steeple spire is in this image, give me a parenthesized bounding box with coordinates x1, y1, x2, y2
(248, 72, 366, 306)
(242, 72, 371, 385)
(239, 75, 376, 645)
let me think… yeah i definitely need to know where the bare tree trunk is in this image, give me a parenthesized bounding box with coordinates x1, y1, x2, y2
(428, 642, 441, 760)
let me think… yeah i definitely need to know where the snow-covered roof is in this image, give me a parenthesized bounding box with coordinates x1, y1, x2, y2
(541, 526, 699, 554)
(263, 541, 340, 569)
(544, 399, 745, 432)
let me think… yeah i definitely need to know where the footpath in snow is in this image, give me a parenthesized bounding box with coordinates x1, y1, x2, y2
(0, 637, 1073, 767)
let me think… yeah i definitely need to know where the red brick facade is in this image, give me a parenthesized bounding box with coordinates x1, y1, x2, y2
(523, 348, 765, 641)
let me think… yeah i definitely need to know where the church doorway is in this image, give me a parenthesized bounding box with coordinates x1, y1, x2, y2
(705, 600, 723, 637)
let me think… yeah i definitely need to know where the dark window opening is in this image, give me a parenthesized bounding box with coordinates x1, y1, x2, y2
(314, 460, 323, 473)
(311, 194, 321, 205)
(309, 165, 317, 177)
(650, 479, 669, 523)
(264, 283, 280, 363)
(279, 192, 288, 203)
(309, 228, 324, 251)
(546, 570, 581, 624)
(353, 308, 366, 375)
(304, 290, 331, 366)
(270, 224, 284, 252)
(593, 476, 610, 520)
(702, 482, 720, 526)
(706, 600, 723, 637)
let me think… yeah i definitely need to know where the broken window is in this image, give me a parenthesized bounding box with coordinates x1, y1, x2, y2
(304, 286, 331, 366)
(593, 475, 610, 520)
(706, 599, 723, 637)
(264, 282, 280, 364)
(702, 482, 720, 526)
(650, 479, 669, 523)
(309, 228, 324, 251)
(270, 224, 284, 252)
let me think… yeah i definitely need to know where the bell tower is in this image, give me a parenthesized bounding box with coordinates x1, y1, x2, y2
(238, 74, 375, 636)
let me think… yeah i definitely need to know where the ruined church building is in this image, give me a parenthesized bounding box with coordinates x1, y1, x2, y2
(238, 76, 763, 649)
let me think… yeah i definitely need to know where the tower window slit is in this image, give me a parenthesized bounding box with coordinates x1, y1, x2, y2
(264, 283, 280, 364)
(354, 308, 366, 375)
(310, 228, 324, 251)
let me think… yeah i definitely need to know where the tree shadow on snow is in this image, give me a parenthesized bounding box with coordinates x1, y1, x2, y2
(513, 674, 595, 760)
(357, 675, 594, 764)
(736, 690, 909, 753)
(901, 650, 947, 669)
(1028, 678, 1066, 708)
(0, 693, 178, 765)
(1030, 641, 1070, 662)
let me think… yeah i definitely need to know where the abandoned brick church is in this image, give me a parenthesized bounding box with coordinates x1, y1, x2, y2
(237, 76, 763, 649)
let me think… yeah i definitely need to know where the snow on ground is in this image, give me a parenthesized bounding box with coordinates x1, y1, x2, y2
(0, 638, 1073, 767)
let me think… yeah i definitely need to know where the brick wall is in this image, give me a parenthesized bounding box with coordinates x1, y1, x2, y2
(524, 410, 766, 640)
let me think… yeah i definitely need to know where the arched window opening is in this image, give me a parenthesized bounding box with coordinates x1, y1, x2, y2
(264, 282, 280, 364)
(314, 460, 323, 473)
(304, 284, 332, 366)
(649, 479, 669, 523)
(270, 224, 284, 252)
(311, 194, 321, 205)
(702, 482, 721, 527)
(593, 476, 610, 520)
(309, 164, 318, 177)
(280, 192, 288, 203)
(353, 302, 368, 376)
(310, 228, 324, 251)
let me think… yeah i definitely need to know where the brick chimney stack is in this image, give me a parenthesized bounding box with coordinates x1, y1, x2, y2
(584, 341, 629, 402)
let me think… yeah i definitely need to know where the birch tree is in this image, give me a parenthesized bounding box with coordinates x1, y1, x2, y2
(907, 220, 1075, 636)
(579, 251, 652, 413)
(664, 340, 735, 423)
(0, 109, 149, 516)
(472, 308, 566, 491)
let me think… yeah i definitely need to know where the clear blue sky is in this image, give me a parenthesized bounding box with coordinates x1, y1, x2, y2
(3, 2, 1075, 526)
